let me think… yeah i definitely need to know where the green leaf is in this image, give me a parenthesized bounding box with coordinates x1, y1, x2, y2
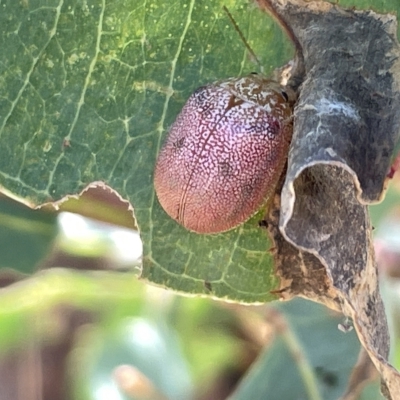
(359, 382, 385, 400)
(0, 196, 57, 274)
(0, 0, 293, 301)
(229, 299, 362, 400)
(79, 318, 193, 400)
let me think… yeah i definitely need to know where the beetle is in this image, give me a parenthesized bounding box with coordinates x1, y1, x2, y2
(154, 74, 294, 234)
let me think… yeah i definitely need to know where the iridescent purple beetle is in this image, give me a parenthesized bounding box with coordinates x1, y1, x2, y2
(154, 74, 294, 234)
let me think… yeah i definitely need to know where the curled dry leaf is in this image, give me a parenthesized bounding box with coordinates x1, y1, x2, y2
(258, 0, 400, 398)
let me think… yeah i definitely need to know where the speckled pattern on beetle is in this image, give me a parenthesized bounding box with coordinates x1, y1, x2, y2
(154, 74, 294, 234)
